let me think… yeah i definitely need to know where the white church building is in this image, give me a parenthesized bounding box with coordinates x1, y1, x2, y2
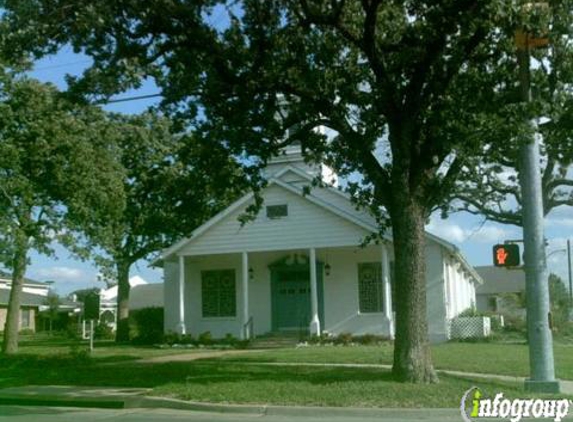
(158, 147, 482, 343)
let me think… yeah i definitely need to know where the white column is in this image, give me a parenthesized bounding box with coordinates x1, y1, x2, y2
(381, 244, 394, 339)
(242, 251, 250, 340)
(177, 255, 187, 335)
(309, 248, 321, 336)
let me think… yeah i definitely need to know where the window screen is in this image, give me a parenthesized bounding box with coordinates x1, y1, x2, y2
(358, 262, 384, 313)
(266, 204, 288, 219)
(201, 270, 236, 317)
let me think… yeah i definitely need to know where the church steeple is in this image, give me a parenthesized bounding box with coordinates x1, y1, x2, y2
(262, 142, 338, 187)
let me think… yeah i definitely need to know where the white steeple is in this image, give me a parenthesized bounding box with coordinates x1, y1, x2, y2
(262, 142, 338, 187)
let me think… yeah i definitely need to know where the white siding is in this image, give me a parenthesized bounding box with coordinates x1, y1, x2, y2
(179, 185, 371, 256)
(163, 259, 180, 333)
(320, 246, 391, 336)
(425, 241, 448, 343)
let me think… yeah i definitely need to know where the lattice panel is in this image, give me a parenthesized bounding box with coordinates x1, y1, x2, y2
(449, 317, 491, 339)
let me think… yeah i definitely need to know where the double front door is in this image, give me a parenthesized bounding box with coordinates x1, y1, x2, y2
(270, 263, 324, 332)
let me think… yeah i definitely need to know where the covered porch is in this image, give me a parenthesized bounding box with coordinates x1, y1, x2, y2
(166, 244, 395, 340)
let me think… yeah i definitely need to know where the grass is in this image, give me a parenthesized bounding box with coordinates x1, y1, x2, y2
(1, 335, 572, 408)
(0, 351, 553, 408)
(14, 334, 200, 361)
(212, 343, 573, 380)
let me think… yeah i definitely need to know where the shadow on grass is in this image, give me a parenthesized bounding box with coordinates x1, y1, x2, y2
(0, 353, 393, 389)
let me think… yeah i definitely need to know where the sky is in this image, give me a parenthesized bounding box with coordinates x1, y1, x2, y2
(13, 47, 573, 296)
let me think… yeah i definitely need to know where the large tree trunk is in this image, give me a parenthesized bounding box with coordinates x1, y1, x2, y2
(2, 235, 28, 355)
(115, 260, 131, 342)
(389, 188, 438, 383)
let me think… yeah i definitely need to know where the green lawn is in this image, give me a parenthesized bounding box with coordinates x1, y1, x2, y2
(1, 336, 572, 408)
(14, 335, 199, 361)
(0, 351, 551, 408)
(212, 343, 573, 380)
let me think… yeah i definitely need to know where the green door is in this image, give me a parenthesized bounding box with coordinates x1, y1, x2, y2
(270, 259, 324, 333)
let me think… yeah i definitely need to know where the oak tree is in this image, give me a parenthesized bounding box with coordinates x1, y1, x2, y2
(1, 0, 552, 382)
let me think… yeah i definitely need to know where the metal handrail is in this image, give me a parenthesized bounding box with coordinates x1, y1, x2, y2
(243, 316, 254, 340)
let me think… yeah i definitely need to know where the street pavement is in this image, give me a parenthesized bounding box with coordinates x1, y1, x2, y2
(0, 406, 480, 422)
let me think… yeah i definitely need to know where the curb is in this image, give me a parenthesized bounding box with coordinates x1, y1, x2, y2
(0, 390, 460, 418)
(136, 396, 267, 414)
(137, 396, 459, 419)
(0, 395, 125, 409)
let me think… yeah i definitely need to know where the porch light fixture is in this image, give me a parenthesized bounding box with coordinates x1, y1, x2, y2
(248, 267, 254, 280)
(324, 263, 331, 276)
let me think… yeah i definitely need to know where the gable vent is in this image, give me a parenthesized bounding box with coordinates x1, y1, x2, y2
(266, 204, 288, 219)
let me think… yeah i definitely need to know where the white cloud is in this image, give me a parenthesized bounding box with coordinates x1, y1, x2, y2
(35, 266, 84, 282)
(426, 219, 515, 245)
(547, 217, 573, 229)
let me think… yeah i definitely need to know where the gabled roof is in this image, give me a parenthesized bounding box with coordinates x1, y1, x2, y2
(474, 265, 525, 294)
(0, 270, 46, 286)
(155, 165, 481, 284)
(0, 289, 46, 307)
(129, 283, 163, 310)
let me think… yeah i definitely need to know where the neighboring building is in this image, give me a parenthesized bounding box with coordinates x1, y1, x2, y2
(474, 265, 526, 313)
(157, 147, 482, 343)
(0, 271, 50, 297)
(0, 271, 50, 332)
(0, 289, 43, 332)
(129, 283, 163, 310)
(98, 276, 149, 329)
(0, 271, 79, 332)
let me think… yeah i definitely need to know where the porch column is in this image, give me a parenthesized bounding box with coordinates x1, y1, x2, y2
(177, 255, 186, 335)
(309, 248, 321, 336)
(242, 251, 250, 340)
(381, 244, 394, 339)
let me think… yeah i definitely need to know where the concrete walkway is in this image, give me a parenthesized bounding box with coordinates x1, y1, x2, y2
(138, 349, 262, 364)
(135, 351, 573, 395)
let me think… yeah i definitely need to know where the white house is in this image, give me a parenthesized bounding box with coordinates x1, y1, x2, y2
(97, 275, 149, 329)
(157, 147, 482, 343)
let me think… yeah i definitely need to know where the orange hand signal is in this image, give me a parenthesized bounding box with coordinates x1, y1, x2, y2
(496, 248, 508, 265)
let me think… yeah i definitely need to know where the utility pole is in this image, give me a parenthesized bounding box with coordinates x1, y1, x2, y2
(516, 6, 560, 393)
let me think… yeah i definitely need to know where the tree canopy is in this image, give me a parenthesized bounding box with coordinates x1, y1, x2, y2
(0, 74, 123, 353)
(62, 111, 247, 342)
(3, 0, 570, 381)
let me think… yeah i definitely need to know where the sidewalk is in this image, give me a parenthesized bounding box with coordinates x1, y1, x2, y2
(0, 385, 464, 419)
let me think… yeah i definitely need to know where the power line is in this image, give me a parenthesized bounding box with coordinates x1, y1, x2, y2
(33, 60, 92, 72)
(99, 93, 163, 104)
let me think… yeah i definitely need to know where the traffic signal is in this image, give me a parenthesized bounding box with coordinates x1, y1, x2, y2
(493, 244, 520, 267)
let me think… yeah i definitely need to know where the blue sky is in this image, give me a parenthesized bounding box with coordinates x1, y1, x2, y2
(19, 48, 573, 296)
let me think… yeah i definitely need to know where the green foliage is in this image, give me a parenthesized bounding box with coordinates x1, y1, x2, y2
(93, 323, 114, 340)
(549, 273, 572, 333)
(0, 75, 123, 353)
(130, 307, 164, 345)
(198, 331, 213, 346)
(5, 0, 568, 380)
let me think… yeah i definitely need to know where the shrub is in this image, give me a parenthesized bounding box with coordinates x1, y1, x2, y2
(130, 307, 164, 345)
(334, 332, 353, 345)
(234, 339, 251, 349)
(222, 333, 238, 346)
(69, 344, 91, 362)
(198, 331, 212, 345)
(18, 328, 35, 335)
(354, 334, 390, 345)
(94, 322, 114, 340)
